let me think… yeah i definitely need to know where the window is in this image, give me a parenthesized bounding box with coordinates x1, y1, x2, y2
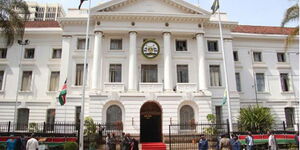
(109, 64, 122, 82)
(141, 65, 158, 83)
(77, 38, 89, 49)
(75, 106, 81, 130)
(280, 73, 290, 92)
(110, 39, 122, 50)
(46, 109, 55, 131)
(0, 48, 7, 59)
(24, 48, 35, 59)
(52, 49, 62, 59)
(49, 71, 60, 91)
(285, 107, 295, 128)
(75, 64, 88, 86)
(17, 108, 29, 130)
(215, 106, 222, 128)
(180, 105, 194, 130)
(256, 73, 265, 92)
(210, 65, 221, 86)
(277, 53, 286, 62)
(207, 40, 218, 52)
(253, 52, 262, 62)
(21, 71, 32, 91)
(235, 73, 241, 92)
(176, 40, 187, 51)
(0, 71, 4, 91)
(233, 51, 239, 61)
(106, 105, 122, 130)
(177, 65, 189, 83)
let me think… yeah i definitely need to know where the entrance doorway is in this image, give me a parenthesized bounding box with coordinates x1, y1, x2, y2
(140, 101, 162, 142)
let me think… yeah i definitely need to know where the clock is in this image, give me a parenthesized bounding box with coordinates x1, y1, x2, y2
(141, 40, 160, 59)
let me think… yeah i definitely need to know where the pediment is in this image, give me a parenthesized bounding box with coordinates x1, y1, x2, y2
(91, 0, 211, 16)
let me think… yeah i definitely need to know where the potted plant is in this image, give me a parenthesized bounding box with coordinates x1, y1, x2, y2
(84, 117, 98, 150)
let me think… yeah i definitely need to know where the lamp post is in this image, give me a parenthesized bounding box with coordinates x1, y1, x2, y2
(13, 39, 30, 131)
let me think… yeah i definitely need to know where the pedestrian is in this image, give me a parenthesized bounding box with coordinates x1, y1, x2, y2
(131, 138, 139, 150)
(123, 133, 132, 150)
(267, 131, 278, 150)
(219, 134, 231, 150)
(198, 135, 208, 150)
(106, 133, 111, 150)
(245, 131, 254, 150)
(120, 132, 126, 150)
(20, 135, 27, 150)
(26, 134, 39, 150)
(230, 135, 241, 150)
(6, 135, 15, 150)
(110, 133, 117, 150)
(295, 132, 299, 148)
(14, 135, 22, 150)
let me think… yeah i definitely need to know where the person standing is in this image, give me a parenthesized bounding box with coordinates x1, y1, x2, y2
(230, 135, 241, 150)
(268, 131, 278, 150)
(245, 132, 254, 150)
(295, 132, 299, 149)
(14, 136, 22, 150)
(110, 133, 117, 150)
(106, 133, 111, 150)
(219, 134, 231, 150)
(120, 132, 126, 150)
(131, 138, 139, 150)
(6, 135, 15, 150)
(26, 134, 39, 150)
(198, 135, 208, 150)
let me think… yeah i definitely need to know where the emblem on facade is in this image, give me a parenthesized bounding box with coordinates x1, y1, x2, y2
(141, 40, 160, 59)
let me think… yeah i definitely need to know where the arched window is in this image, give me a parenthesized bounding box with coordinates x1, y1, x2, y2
(180, 105, 194, 130)
(106, 105, 122, 130)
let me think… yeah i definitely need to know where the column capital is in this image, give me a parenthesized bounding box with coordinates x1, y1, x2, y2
(195, 33, 204, 37)
(94, 31, 103, 34)
(162, 32, 171, 36)
(62, 35, 72, 38)
(129, 31, 137, 34)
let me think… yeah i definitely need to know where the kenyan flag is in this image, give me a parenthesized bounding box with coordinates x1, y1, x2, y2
(58, 80, 67, 106)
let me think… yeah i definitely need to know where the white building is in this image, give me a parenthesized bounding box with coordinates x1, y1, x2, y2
(26, 1, 65, 21)
(0, 0, 298, 142)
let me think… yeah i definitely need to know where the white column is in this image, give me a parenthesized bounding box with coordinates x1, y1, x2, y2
(224, 38, 237, 92)
(91, 31, 103, 90)
(196, 33, 208, 91)
(59, 35, 72, 88)
(128, 31, 137, 91)
(163, 32, 173, 92)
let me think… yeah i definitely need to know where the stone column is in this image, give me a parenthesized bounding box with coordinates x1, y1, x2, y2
(224, 38, 237, 92)
(59, 35, 72, 88)
(128, 31, 137, 91)
(91, 31, 103, 90)
(196, 33, 208, 91)
(163, 32, 173, 92)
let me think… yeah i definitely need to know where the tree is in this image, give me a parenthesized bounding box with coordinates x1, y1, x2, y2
(0, 0, 30, 47)
(238, 106, 274, 133)
(281, 1, 299, 48)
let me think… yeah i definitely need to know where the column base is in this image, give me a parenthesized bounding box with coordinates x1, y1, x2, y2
(164, 89, 174, 93)
(127, 89, 138, 93)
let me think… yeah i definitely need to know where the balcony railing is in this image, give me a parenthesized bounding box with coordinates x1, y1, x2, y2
(176, 83, 197, 92)
(103, 83, 125, 92)
(139, 83, 163, 92)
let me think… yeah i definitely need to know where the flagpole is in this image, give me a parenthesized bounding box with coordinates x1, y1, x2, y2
(217, 5, 233, 132)
(79, 0, 91, 149)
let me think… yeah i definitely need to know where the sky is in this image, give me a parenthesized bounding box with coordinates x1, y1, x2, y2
(26, 0, 297, 27)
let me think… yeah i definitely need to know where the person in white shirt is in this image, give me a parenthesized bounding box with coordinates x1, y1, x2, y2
(268, 131, 278, 150)
(26, 134, 39, 150)
(245, 131, 254, 150)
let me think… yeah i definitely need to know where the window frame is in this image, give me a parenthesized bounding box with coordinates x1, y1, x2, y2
(20, 70, 33, 92)
(141, 64, 158, 83)
(209, 65, 222, 87)
(277, 52, 286, 63)
(24, 48, 35, 59)
(207, 40, 219, 52)
(233, 51, 239, 61)
(0, 69, 6, 91)
(109, 64, 122, 83)
(16, 108, 29, 130)
(52, 48, 62, 59)
(253, 51, 262, 62)
(110, 39, 123, 50)
(74, 63, 88, 86)
(235, 72, 242, 92)
(175, 40, 188, 52)
(280, 73, 290, 92)
(76, 38, 90, 50)
(176, 64, 189, 83)
(48, 71, 60, 91)
(46, 109, 56, 131)
(0, 48, 7, 59)
(179, 105, 195, 130)
(255, 73, 265, 92)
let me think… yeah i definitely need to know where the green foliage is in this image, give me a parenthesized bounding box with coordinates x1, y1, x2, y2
(0, 0, 30, 46)
(29, 122, 39, 133)
(204, 114, 218, 135)
(238, 106, 274, 133)
(84, 116, 97, 136)
(64, 142, 78, 150)
(0, 143, 5, 150)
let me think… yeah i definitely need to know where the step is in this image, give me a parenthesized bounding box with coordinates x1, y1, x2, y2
(142, 142, 167, 150)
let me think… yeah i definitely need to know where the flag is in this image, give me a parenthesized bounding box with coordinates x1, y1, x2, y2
(222, 89, 227, 106)
(58, 79, 67, 106)
(78, 0, 87, 9)
(211, 0, 220, 14)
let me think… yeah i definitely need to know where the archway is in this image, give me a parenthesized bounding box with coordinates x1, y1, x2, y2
(140, 101, 162, 142)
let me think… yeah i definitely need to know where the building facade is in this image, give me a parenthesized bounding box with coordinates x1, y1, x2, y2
(26, 1, 65, 21)
(0, 0, 298, 142)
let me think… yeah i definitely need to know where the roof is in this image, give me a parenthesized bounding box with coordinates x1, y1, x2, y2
(25, 21, 60, 28)
(24, 21, 296, 35)
(232, 25, 296, 35)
